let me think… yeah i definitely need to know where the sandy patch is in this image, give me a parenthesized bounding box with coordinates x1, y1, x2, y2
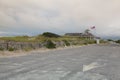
(0, 45, 83, 58)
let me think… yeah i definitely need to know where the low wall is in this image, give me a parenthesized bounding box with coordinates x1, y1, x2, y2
(0, 40, 96, 51)
(0, 40, 66, 51)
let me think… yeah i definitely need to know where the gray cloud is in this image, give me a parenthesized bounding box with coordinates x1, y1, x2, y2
(0, 0, 120, 38)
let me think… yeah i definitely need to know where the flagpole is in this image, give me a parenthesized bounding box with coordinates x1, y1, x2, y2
(90, 26, 96, 39)
(90, 26, 95, 35)
(91, 26, 100, 44)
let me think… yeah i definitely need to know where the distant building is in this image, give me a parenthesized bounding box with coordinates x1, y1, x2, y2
(65, 32, 95, 40)
(65, 33, 83, 37)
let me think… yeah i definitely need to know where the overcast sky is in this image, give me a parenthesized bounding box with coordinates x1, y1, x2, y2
(0, 0, 120, 39)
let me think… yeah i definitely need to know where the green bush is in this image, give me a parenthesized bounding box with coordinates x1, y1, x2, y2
(116, 40, 120, 44)
(83, 42, 88, 45)
(63, 40, 70, 46)
(100, 40, 107, 43)
(88, 40, 96, 44)
(0, 47, 4, 51)
(8, 47, 15, 51)
(45, 40, 56, 49)
(72, 42, 78, 45)
(42, 32, 60, 38)
(107, 39, 113, 41)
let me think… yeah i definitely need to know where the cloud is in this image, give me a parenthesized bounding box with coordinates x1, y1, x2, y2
(0, 0, 120, 38)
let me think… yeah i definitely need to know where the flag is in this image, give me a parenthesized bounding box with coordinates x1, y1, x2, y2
(91, 26, 95, 29)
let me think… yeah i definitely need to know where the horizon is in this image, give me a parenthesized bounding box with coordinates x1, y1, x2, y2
(0, 31, 119, 40)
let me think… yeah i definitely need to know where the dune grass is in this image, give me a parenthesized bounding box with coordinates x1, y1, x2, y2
(0, 35, 97, 46)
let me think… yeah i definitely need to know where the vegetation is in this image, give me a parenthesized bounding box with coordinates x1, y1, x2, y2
(0, 47, 4, 51)
(0, 36, 31, 42)
(107, 39, 114, 41)
(42, 32, 60, 38)
(0, 34, 96, 43)
(8, 47, 15, 51)
(115, 40, 120, 44)
(100, 40, 108, 43)
(45, 40, 56, 49)
(23, 47, 33, 51)
(0, 32, 99, 51)
(62, 40, 70, 46)
(84, 29, 90, 34)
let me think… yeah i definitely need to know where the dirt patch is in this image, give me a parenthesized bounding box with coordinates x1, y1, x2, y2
(0, 45, 83, 58)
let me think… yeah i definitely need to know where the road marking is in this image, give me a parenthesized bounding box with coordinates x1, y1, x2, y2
(83, 62, 101, 72)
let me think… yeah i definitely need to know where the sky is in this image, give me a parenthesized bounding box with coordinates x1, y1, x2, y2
(0, 0, 120, 39)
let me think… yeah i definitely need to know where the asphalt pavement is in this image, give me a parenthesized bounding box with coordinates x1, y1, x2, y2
(0, 43, 120, 80)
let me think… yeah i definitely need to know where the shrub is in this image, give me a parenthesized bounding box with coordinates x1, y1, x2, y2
(63, 40, 70, 46)
(83, 42, 88, 45)
(8, 47, 15, 51)
(88, 40, 96, 44)
(107, 39, 113, 41)
(116, 40, 120, 44)
(42, 32, 60, 38)
(0, 47, 4, 51)
(100, 40, 107, 43)
(45, 40, 56, 49)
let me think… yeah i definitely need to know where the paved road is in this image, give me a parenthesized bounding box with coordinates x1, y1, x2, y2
(0, 44, 120, 80)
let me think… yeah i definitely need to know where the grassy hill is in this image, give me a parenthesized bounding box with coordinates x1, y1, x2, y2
(0, 32, 104, 51)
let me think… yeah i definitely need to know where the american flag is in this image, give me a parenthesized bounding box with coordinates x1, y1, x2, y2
(91, 26, 95, 29)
